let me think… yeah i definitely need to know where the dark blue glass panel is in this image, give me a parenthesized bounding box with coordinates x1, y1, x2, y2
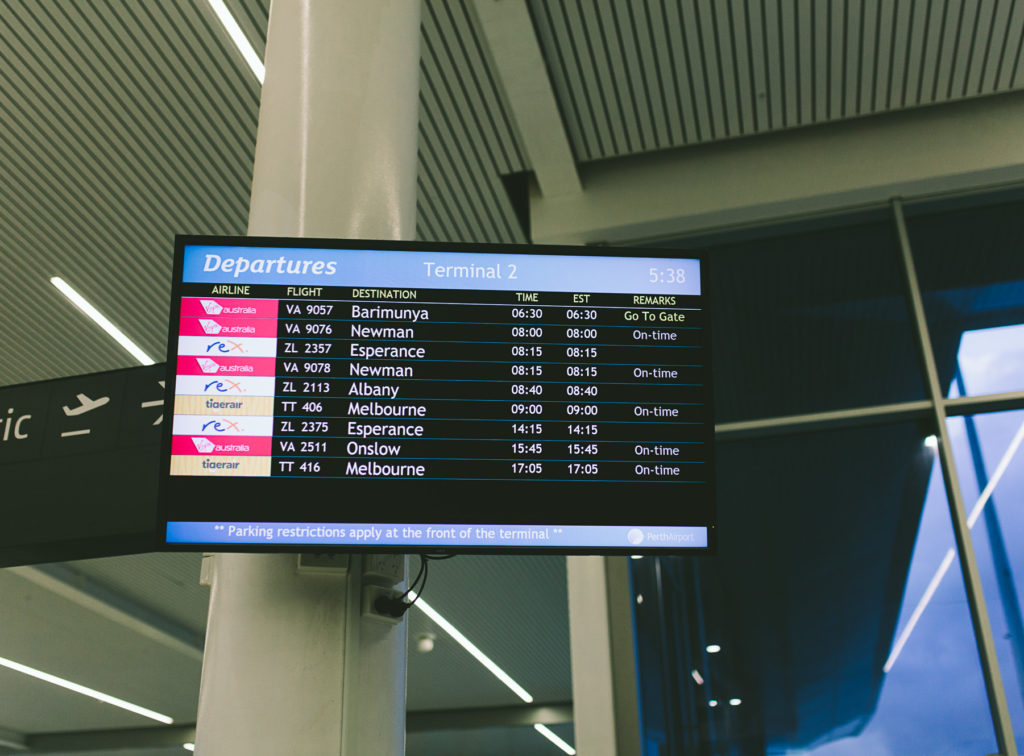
(632, 421, 996, 754)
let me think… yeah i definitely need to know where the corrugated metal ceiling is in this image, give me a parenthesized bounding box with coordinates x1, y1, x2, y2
(530, 0, 1024, 161)
(0, 0, 528, 388)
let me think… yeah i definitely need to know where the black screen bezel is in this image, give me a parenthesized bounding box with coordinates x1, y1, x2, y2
(159, 235, 715, 555)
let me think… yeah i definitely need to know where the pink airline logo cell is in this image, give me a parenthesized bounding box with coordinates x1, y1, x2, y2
(172, 435, 272, 456)
(178, 317, 277, 338)
(179, 297, 278, 318)
(175, 356, 276, 377)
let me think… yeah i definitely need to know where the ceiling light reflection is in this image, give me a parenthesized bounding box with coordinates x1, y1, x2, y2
(205, 0, 265, 82)
(533, 724, 576, 755)
(50, 277, 155, 365)
(0, 654, 172, 724)
(408, 590, 533, 703)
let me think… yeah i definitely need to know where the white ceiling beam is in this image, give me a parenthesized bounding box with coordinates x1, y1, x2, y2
(25, 724, 196, 753)
(407, 702, 572, 732)
(469, 0, 581, 198)
(0, 726, 27, 751)
(9, 564, 204, 662)
(529, 91, 1024, 245)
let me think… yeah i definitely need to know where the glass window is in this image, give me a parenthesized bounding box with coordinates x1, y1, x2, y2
(945, 405, 1024, 751)
(696, 218, 925, 423)
(632, 422, 996, 754)
(906, 196, 1024, 398)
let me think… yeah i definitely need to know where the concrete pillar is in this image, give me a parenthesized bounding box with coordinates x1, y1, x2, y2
(567, 556, 642, 756)
(194, 1, 420, 753)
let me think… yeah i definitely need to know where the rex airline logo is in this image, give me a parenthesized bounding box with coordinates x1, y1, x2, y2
(203, 379, 244, 393)
(197, 358, 220, 374)
(200, 300, 223, 315)
(199, 319, 222, 335)
(192, 437, 216, 454)
(201, 419, 242, 433)
(205, 340, 245, 354)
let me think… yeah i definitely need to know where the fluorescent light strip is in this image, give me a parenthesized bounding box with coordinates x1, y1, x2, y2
(408, 591, 533, 703)
(50, 277, 155, 366)
(884, 418, 1024, 672)
(205, 0, 265, 83)
(533, 724, 576, 755)
(965, 419, 1024, 528)
(0, 655, 172, 724)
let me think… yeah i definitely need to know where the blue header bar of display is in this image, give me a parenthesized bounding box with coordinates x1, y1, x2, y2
(165, 521, 709, 549)
(183, 245, 701, 296)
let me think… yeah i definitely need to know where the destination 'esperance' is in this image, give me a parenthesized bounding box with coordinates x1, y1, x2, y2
(350, 344, 425, 359)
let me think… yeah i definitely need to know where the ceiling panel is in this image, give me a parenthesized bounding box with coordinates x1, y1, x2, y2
(407, 555, 571, 711)
(409, 722, 576, 756)
(417, 0, 529, 245)
(69, 553, 210, 637)
(0, 0, 256, 387)
(0, 0, 527, 389)
(0, 567, 201, 732)
(528, 0, 1024, 161)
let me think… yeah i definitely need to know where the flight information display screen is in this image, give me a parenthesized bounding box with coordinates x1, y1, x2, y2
(159, 236, 714, 553)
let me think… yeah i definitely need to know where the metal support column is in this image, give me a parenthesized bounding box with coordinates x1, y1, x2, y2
(194, 1, 421, 753)
(567, 555, 642, 756)
(892, 198, 1018, 755)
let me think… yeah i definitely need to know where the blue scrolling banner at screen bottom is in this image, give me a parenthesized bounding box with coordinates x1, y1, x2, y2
(165, 521, 708, 549)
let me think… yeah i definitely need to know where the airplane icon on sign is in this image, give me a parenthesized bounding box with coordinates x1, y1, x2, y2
(62, 393, 109, 417)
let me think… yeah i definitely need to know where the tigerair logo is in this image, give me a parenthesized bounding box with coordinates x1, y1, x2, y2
(191, 437, 215, 454)
(200, 300, 223, 315)
(199, 319, 222, 335)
